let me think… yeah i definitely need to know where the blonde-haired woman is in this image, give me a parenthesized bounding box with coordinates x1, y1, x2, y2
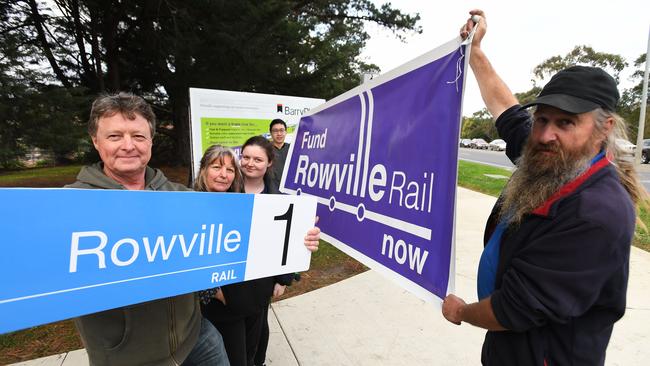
(194, 144, 244, 194)
(196, 144, 319, 366)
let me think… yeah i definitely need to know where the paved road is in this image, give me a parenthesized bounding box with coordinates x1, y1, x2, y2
(458, 147, 513, 169)
(459, 147, 650, 192)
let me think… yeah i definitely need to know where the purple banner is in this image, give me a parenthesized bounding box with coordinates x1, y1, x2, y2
(281, 39, 467, 301)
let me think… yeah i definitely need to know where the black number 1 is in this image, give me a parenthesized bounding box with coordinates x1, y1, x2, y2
(274, 204, 294, 266)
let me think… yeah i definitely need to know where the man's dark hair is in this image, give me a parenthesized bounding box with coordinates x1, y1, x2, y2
(269, 119, 287, 131)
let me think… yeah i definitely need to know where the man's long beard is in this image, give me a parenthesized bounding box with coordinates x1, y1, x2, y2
(500, 137, 597, 225)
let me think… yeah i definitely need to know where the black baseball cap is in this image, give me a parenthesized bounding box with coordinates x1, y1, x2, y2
(521, 66, 619, 113)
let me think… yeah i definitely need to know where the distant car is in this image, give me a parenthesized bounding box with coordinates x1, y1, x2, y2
(460, 138, 472, 148)
(470, 138, 488, 149)
(488, 139, 507, 151)
(642, 139, 650, 164)
(615, 138, 636, 157)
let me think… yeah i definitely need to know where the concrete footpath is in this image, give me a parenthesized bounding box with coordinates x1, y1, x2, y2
(12, 188, 650, 365)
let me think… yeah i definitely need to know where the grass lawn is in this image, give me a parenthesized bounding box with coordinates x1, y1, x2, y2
(0, 165, 82, 187)
(456, 160, 512, 196)
(1, 160, 648, 363)
(635, 206, 650, 252)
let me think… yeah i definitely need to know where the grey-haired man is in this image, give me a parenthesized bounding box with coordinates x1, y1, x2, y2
(66, 92, 229, 366)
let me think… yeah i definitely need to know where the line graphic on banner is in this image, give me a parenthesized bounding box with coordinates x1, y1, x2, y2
(284, 89, 432, 241)
(361, 91, 374, 198)
(0, 261, 247, 305)
(354, 94, 366, 196)
(287, 189, 432, 240)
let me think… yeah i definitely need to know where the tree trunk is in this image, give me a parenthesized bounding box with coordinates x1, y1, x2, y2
(70, 0, 96, 90)
(101, 1, 121, 91)
(27, 0, 72, 88)
(169, 87, 191, 167)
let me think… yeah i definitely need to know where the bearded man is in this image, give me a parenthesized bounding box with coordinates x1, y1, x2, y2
(442, 10, 646, 366)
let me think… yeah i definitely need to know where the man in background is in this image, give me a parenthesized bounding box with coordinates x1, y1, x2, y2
(269, 118, 290, 189)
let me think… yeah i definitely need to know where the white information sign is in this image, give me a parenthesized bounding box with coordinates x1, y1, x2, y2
(189, 88, 324, 179)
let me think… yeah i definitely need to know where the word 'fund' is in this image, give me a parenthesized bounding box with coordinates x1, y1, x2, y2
(294, 154, 434, 212)
(69, 224, 240, 273)
(301, 129, 328, 150)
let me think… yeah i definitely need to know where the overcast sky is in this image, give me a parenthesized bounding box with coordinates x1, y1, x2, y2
(362, 0, 649, 115)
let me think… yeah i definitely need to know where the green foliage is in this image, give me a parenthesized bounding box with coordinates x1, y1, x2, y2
(483, 45, 646, 143)
(514, 86, 542, 106)
(460, 108, 497, 140)
(0, 80, 90, 167)
(0, 3, 28, 168)
(0, 2, 93, 168)
(1, 0, 420, 166)
(620, 53, 649, 142)
(532, 45, 627, 84)
(0, 105, 25, 169)
(0, 66, 28, 169)
(20, 87, 92, 163)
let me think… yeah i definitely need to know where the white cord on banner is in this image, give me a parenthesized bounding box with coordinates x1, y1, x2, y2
(447, 15, 481, 92)
(446, 46, 465, 92)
